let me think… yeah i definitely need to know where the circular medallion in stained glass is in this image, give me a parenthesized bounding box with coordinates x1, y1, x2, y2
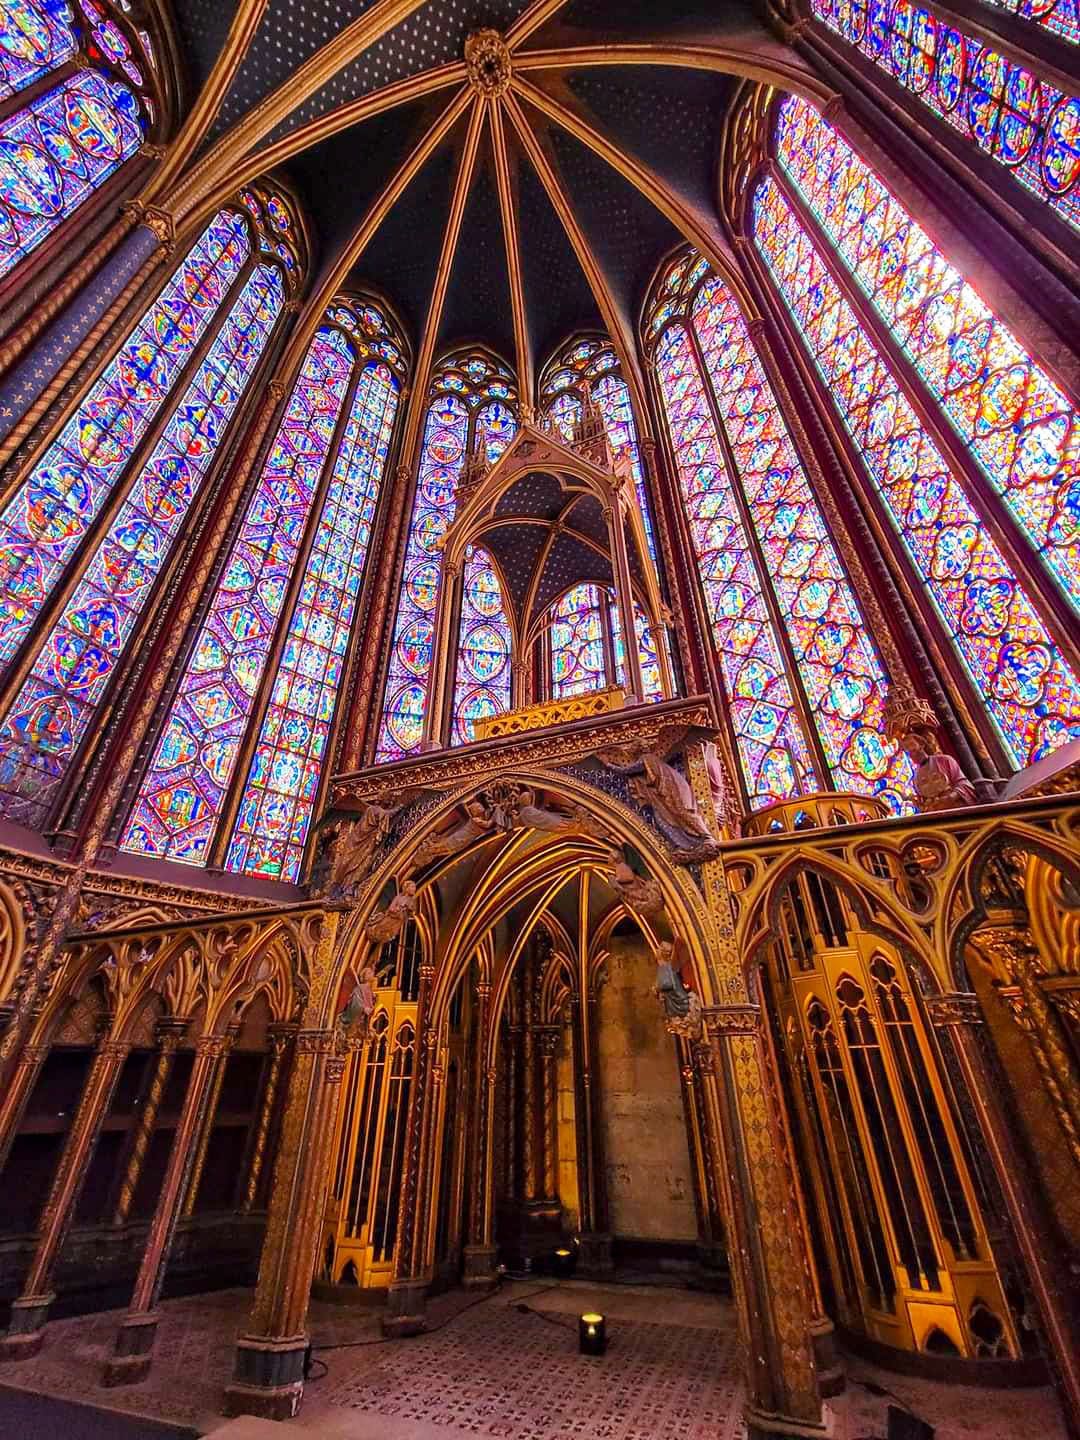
(995, 70, 1042, 167)
(456, 688, 499, 742)
(414, 509, 449, 554)
(406, 561, 440, 609)
(387, 684, 426, 751)
(935, 28, 965, 113)
(0, 138, 62, 216)
(0, 6, 53, 63)
(461, 622, 509, 682)
(965, 50, 1007, 149)
(266, 194, 291, 232)
(92, 16, 132, 68)
(64, 88, 125, 159)
(429, 424, 465, 465)
(25, 465, 92, 543)
(397, 618, 433, 676)
(908, 9, 936, 94)
(420, 465, 456, 506)
(842, 727, 890, 782)
(1041, 98, 1080, 196)
(465, 565, 503, 617)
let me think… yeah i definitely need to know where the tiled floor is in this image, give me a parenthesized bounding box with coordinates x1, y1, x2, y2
(0, 1281, 1067, 1440)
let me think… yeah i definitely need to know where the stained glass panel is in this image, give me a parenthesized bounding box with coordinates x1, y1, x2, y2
(451, 545, 512, 744)
(0, 0, 77, 98)
(0, 209, 250, 666)
(0, 262, 283, 825)
(0, 68, 143, 280)
(551, 583, 608, 699)
(691, 275, 913, 810)
(807, 1, 1080, 228)
(654, 322, 821, 807)
(754, 173, 1080, 765)
(121, 327, 355, 864)
(376, 363, 517, 761)
(611, 599, 664, 703)
(777, 96, 1080, 607)
(227, 360, 400, 881)
(376, 394, 468, 762)
(977, 0, 1078, 46)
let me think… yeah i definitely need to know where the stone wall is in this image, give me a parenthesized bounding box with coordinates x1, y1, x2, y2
(595, 937, 697, 1243)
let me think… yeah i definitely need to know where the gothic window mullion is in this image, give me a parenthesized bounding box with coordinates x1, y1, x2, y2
(205, 348, 364, 872)
(0, 56, 81, 129)
(684, 313, 837, 795)
(769, 160, 1077, 669)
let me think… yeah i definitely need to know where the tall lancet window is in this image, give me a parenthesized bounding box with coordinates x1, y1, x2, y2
(647, 250, 913, 812)
(754, 96, 1080, 768)
(807, 0, 1080, 231)
(451, 546, 513, 745)
(548, 584, 663, 704)
(0, 1, 171, 281)
(122, 298, 407, 876)
(540, 336, 658, 564)
(0, 187, 299, 826)
(376, 350, 517, 762)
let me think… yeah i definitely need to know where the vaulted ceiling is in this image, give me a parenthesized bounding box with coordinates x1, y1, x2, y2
(167, 0, 809, 390)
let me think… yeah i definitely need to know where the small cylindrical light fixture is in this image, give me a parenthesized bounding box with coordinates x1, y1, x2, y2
(553, 1246, 575, 1278)
(579, 1311, 606, 1356)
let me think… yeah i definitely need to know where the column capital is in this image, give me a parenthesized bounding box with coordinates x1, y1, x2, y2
(704, 1003, 762, 1038)
(154, 1018, 189, 1049)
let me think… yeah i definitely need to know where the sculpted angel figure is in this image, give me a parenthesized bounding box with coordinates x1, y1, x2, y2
(338, 963, 378, 1038)
(602, 750, 719, 854)
(365, 879, 418, 943)
(606, 846, 664, 918)
(319, 800, 401, 899)
(655, 938, 703, 1040)
(513, 785, 609, 840)
(413, 796, 497, 868)
(897, 724, 977, 813)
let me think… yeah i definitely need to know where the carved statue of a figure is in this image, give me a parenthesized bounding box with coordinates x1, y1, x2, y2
(318, 801, 401, 899)
(338, 963, 377, 1038)
(618, 752, 720, 855)
(365, 879, 418, 943)
(885, 691, 977, 814)
(414, 797, 497, 868)
(606, 846, 664, 918)
(655, 939, 702, 1040)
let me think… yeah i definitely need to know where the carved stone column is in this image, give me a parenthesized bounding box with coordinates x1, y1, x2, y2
(383, 962, 437, 1336)
(181, 1023, 239, 1218)
(105, 1030, 238, 1383)
(0, 1042, 49, 1179)
(571, 991, 612, 1276)
(522, 956, 539, 1203)
(0, 1035, 132, 1359)
(112, 1019, 188, 1226)
(539, 1026, 560, 1203)
(604, 499, 644, 702)
(700, 1006, 823, 1439)
(926, 991, 1080, 1425)
(224, 1026, 346, 1421)
(463, 982, 496, 1287)
(241, 1025, 295, 1213)
(676, 1042, 727, 1283)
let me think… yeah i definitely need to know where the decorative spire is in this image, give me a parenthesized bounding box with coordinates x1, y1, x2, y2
(456, 428, 489, 504)
(573, 383, 613, 470)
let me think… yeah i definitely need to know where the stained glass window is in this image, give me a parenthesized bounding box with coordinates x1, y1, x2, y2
(0, 209, 252, 667)
(692, 275, 912, 809)
(776, 96, 1080, 607)
(808, 0, 1080, 230)
(978, 0, 1078, 46)
(0, 1, 78, 98)
(0, 67, 143, 280)
(227, 350, 401, 881)
(451, 546, 512, 744)
(549, 584, 664, 704)
(0, 262, 284, 824)
(376, 352, 517, 761)
(753, 169, 1080, 766)
(646, 248, 914, 810)
(551, 584, 608, 699)
(540, 336, 658, 563)
(121, 326, 358, 865)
